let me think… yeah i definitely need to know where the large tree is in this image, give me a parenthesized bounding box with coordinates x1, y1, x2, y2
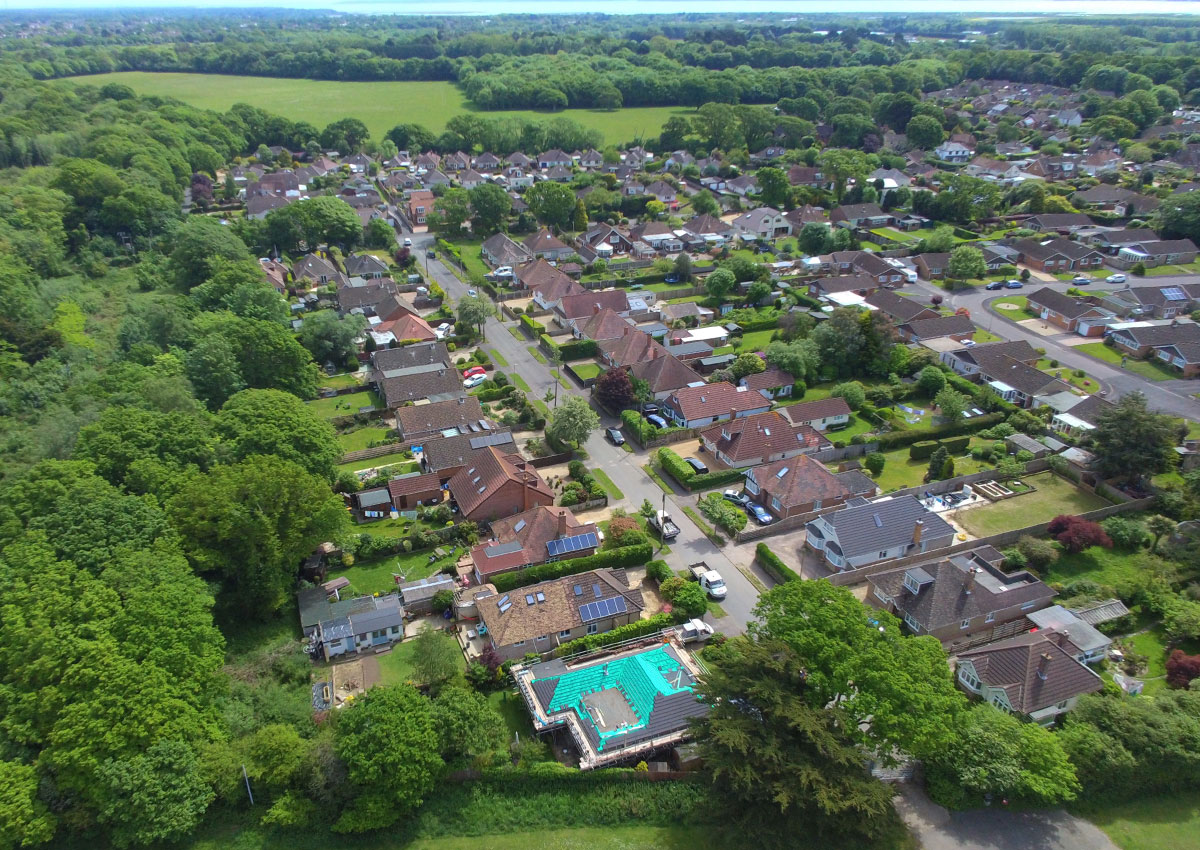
(905, 114, 945, 150)
(333, 685, 442, 833)
(1092, 391, 1174, 485)
(946, 245, 986, 282)
(298, 309, 368, 370)
(168, 217, 251, 290)
(468, 182, 512, 236)
(456, 294, 494, 337)
(546, 396, 600, 447)
(215, 388, 342, 481)
(427, 187, 471, 238)
(694, 639, 901, 848)
(704, 268, 737, 301)
(756, 167, 790, 209)
(1159, 191, 1200, 244)
(594, 367, 636, 410)
(765, 338, 820, 384)
(525, 182, 577, 230)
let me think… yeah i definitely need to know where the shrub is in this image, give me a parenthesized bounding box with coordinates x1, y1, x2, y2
(698, 492, 748, 535)
(910, 440, 940, 460)
(431, 589, 455, 614)
(1048, 515, 1113, 554)
(1166, 649, 1200, 689)
(555, 613, 673, 656)
(1016, 535, 1058, 571)
(685, 467, 747, 491)
(1002, 547, 1027, 569)
(755, 543, 800, 583)
(645, 560, 672, 583)
(1099, 516, 1146, 551)
(1016, 450, 1035, 463)
(519, 314, 546, 336)
(978, 423, 1016, 440)
(941, 435, 970, 454)
(659, 576, 686, 599)
(864, 452, 886, 476)
(558, 339, 599, 361)
(492, 543, 654, 592)
(831, 381, 866, 410)
(671, 582, 709, 619)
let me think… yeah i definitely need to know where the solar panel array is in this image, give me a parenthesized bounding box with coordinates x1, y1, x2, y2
(578, 595, 628, 623)
(546, 532, 598, 557)
(484, 540, 522, 558)
(1163, 287, 1187, 301)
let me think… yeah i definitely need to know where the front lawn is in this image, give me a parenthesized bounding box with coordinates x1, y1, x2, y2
(1082, 792, 1200, 850)
(570, 362, 601, 381)
(326, 547, 461, 596)
(1036, 360, 1103, 393)
(988, 295, 1030, 322)
(957, 473, 1110, 538)
(1076, 342, 1177, 382)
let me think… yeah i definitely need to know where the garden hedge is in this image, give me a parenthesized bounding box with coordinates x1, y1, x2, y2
(875, 412, 1005, 450)
(910, 435, 970, 459)
(686, 467, 747, 491)
(909, 440, 940, 460)
(941, 435, 971, 454)
(756, 543, 801, 584)
(554, 613, 674, 656)
(520, 314, 546, 335)
(557, 339, 599, 361)
(657, 448, 696, 484)
(492, 543, 653, 592)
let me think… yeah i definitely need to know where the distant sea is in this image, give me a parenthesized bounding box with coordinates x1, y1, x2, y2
(18, 0, 1200, 14)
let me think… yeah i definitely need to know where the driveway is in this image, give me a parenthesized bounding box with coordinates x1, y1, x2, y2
(894, 785, 1119, 850)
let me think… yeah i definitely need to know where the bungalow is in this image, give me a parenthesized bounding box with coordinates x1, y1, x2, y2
(537, 149, 573, 170)
(386, 473, 445, 511)
(1155, 341, 1200, 377)
(481, 232, 533, 268)
(731, 207, 792, 241)
(940, 339, 1041, 377)
(1039, 393, 1115, 439)
(726, 174, 759, 197)
(420, 429, 514, 479)
(750, 145, 787, 163)
(599, 328, 665, 369)
(1025, 287, 1108, 333)
(294, 253, 345, 288)
(784, 205, 826, 229)
(739, 368, 796, 400)
(808, 273, 879, 299)
(578, 149, 604, 169)
(446, 445, 554, 524)
(576, 307, 634, 342)
(865, 289, 940, 324)
(458, 169, 486, 190)
(867, 550, 1055, 649)
(524, 229, 574, 261)
(787, 165, 825, 188)
(1109, 321, 1200, 359)
(934, 141, 974, 162)
(829, 203, 892, 229)
(629, 221, 684, 253)
(980, 355, 1071, 408)
(914, 252, 952, 281)
(343, 253, 389, 280)
(1101, 284, 1200, 319)
(397, 574, 456, 616)
(1072, 185, 1160, 217)
(308, 592, 405, 659)
(680, 214, 732, 243)
(520, 259, 581, 299)
(469, 505, 599, 584)
(955, 631, 1103, 725)
(778, 397, 852, 431)
(442, 151, 470, 172)
(1024, 213, 1096, 235)
(660, 382, 772, 429)
(578, 224, 635, 257)
(260, 258, 289, 294)
(1026, 604, 1115, 664)
(557, 289, 632, 328)
(805, 495, 957, 572)
(699, 411, 830, 469)
(627, 352, 705, 400)
(1013, 238, 1106, 274)
(395, 396, 487, 442)
(896, 314, 977, 344)
(745, 454, 876, 519)
(473, 152, 503, 172)
(475, 567, 643, 661)
(644, 180, 678, 206)
(1111, 238, 1199, 270)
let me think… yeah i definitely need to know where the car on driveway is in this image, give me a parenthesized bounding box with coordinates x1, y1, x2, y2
(684, 457, 709, 475)
(463, 374, 487, 389)
(641, 403, 659, 416)
(1005, 280, 1024, 289)
(1072, 275, 1092, 284)
(435, 322, 453, 338)
(463, 366, 486, 378)
(985, 281, 1005, 290)
(723, 489, 750, 507)
(416, 285, 429, 295)
(748, 503, 774, 525)
(605, 427, 624, 446)
(646, 414, 668, 429)
(467, 288, 477, 297)
(1107, 273, 1127, 283)
(493, 266, 513, 278)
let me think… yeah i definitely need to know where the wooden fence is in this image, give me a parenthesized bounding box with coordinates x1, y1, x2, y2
(340, 442, 406, 464)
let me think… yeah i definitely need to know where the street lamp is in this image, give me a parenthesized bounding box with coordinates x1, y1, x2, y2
(658, 491, 667, 554)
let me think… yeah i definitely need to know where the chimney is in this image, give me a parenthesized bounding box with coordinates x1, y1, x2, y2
(523, 472, 532, 512)
(730, 408, 738, 421)
(963, 566, 976, 594)
(458, 396, 465, 405)
(593, 304, 602, 316)
(1056, 629, 1073, 649)
(558, 510, 568, 538)
(1036, 652, 1053, 681)
(912, 519, 924, 546)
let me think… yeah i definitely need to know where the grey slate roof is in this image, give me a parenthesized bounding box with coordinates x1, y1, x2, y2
(819, 495, 955, 559)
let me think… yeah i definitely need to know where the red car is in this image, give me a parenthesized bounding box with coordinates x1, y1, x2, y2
(463, 366, 486, 378)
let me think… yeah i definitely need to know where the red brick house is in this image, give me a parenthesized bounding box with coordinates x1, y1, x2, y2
(447, 446, 553, 523)
(1025, 288, 1108, 334)
(744, 455, 876, 519)
(699, 411, 830, 469)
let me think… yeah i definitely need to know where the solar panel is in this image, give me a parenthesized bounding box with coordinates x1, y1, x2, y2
(1163, 287, 1187, 301)
(546, 532, 598, 557)
(579, 596, 629, 623)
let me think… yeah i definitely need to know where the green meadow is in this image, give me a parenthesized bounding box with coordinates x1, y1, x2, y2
(64, 72, 686, 144)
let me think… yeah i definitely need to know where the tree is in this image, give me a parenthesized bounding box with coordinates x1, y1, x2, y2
(386, 123, 436, 152)
(744, 280, 772, 306)
(594, 367, 635, 410)
(659, 115, 692, 150)
(192, 259, 289, 323)
(917, 365, 947, 396)
(546, 396, 599, 447)
(167, 455, 349, 616)
(95, 739, 214, 848)
(927, 446, 950, 482)
(1015, 535, 1058, 571)
(797, 222, 830, 256)
(905, 114, 945, 150)
(1167, 650, 1200, 689)
(427, 187, 471, 238)
(186, 334, 246, 410)
(926, 705, 1079, 809)
(756, 167, 790, 209)
(1147, 514, 1177, 553)
(946, 245, 986, 282)
(704, 268, 737, 301)
(811, 309, 865, 378)
(365, 217, 395, 249)
(333, 685, 442, 833)
(0, 761, 56, 850)
(216, 389, 342, 481)
(751, 580, 964, 759)
(690, 189, 720, 217)
(412, 628, 462, 695)
(320, 117, 370, 152)
(919, 225, 956, 254)
(730, 352, 766, 380)
(525, 182, 576, 229)
(168, 217, 251, 290)
(694, 639, 903, 848)
(430, 687, 506, 759)
(831, 381, 866, 411)
(456, 294, 494, 337)
(673, 251, 692, 281)
(818, 148, 872, 201)
(1048, 515, 1113, 554)
(934, 387, 968, 422)
(299, 310, 368, 370)
(864, 452, 886, 476)
(1092, 392, 1174, 485)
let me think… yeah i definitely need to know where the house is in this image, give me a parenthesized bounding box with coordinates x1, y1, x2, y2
(660, 382, 773, 429)
(1089, 228, 1157, 254)
(777, 397, 852, 431)
(699, 411, 829, 469)
(1154, 341, 1200, 377)
(407, 190, 435, 226)
(1025, 287, 1108, 333)
(1039, 393, 1115, 439)
(386, 473, 445, 510)
(469, 505, 600, 584)
(784, 205, 826, 230)
(629, 221, 684, 253)
(476, 568, 643, 661)
(293, 253, 345, 288)
(420, 429, 515, 478)
(787, 165, 825, 188)
(558, 290, 632, 328)
(537, 149, 573, 169)
(627, 353, 705, 400)
(599, 328, 666, 369)
(808, 273, 879, 299)
(578, 149, 604, 169)
(934, 141, 974, 162)
(897, 314, 977, 344)
(397, 574, 456, 616)
(576, 307, 634, 342)
(245, 194, 290, 219)
(745, 454, 876, 519)
(1026, 605, 1114, 664)
(867, 550, 1056, 648)
(731, 207, 792, 241)
(941, 339, 1041, 377)
(739, 368, 797, 400)
(829, 203, 891, 229)
(369, 312, 437, 348)
(344, 253, 389, 279)
(750, 145, 787, 163)
(955, 631, 1103, 725)
(578, 224, 635, 257)
(914, 253, 952, 281)
(310, 593, 405, 659)
(1108, 321, 1200, 359)
(657, 300, 715, 325)
(473, 152, 503, 172)
(1102, 284, 1200, 319)
(1013, 238, 1105, 274)
(1111, 239, 1200, 270)
(260, 258, 289, 294)
(680, 214, 732, 242)
(371, 341, 462, 408)
(1072, 185, 1160, 218)
(980, 355, 1071, 408)
(481, 232, 532, 268)
(520, 259, 581, 299)
(459, 169, 485, 190)
(395, 396, 487, 442)
(805, 495, 956, 572)
(1024, 214, 1096, 235)
(825, 250, 909, 286)
(644, 180, 677, 206)
(726, 174, 759, 197)
(524, 229, 573, 261)
(865, 289, 940, 324)
(446, 445, 553, 523)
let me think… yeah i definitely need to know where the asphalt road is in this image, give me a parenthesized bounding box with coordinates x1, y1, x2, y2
(406, 229, 769, 635)
(908, 275, 1200, 420)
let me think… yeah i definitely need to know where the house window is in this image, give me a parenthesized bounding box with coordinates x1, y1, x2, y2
(586, 623, 599, 635)
(558, 629, 571, 639)
(813, 499, 823, 510)
(903, 612, 921, 632)
(391, 625, 401, 634)
(960, 618, 971, 630)
(1021, 601, 1037, 610)
(514, 640, 525, 647)
(771, 497, 783, 512)
(879, 551, 889, 559)
(959, 669, 980, 690)
(535, 635, 548, 642)
(985, 612, 995, 623)
(873, 586, 892, 605)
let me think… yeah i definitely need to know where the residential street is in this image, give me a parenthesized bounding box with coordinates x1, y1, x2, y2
(409, 231, 772, 636)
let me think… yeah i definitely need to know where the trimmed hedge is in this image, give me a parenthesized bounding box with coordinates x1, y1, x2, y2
(941, 435, 970, 454)
(520, 314, 546, 335)
(910, 440, 940, 460)
(554, 613, 674, 656)
(492, 543, 653, 592)
(734, 317, 783, 334)
(558, 339, 599, 361)
(910, 434, 970, 460)
(657, 448, 696, 484)
(688, 467, 748, 491)
(875, 412, 1005, 451)
(756, 543, 801, 584)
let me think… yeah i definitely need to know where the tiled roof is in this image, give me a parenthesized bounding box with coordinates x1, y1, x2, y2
(1026, 287, 1100, 319)
(395, 397, 486, 439)
(778, 397, 851, 425)
(579, 308, 634, 342)
(899, 314, 977, 340)
(557, 289, 630, 321)
(387, 473, 443, 499)
(600, 329, 665, 368)
(420, 429, 513, 473)
(447, 446, 552, 520)
(664, 382, 771, 422)
(958, 631, 1103, 714)
(630, 354, 703, 394)
(866, 289, 940, 323)
(982, 355, 1068, 397)
(818, 496, 955, 560)
(477, 568, 642, 648)
(1111, 322, 1200, 349)
(753, 454, 854, 509)
(524, 229, 569, 253)
(740, 368, 796, 395)
(471, 506, 598, 578)
(701, 411, 829, 463)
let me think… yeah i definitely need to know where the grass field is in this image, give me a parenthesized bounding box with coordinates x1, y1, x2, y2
(336, 452, 419, 474)
(336, 425, 393, 452)
(591, 468, 625, 500)
(1076, 342, 1176, 382)
(64, 72, 687, 144)
(570, 362, 601, 380)
(319, 371, 365, 391)
(988, 295, 1030, 322)
(733, 329, 776, 354)
(327, 548, 459, 596)
(1081, 793, 1200, 850)
(307, 390, 381, 418)
(957, 473, 1110, 538)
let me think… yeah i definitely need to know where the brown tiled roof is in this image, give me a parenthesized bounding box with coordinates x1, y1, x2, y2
(477, 568, 643, 648)
(1026, 287, 1100, 320)
(521, 259, 583, 298)
(813, 273, 879, 294)
(740, 368, 796, 395)
(1014, 237, 1102, 263)
(557, 289, 629, 320)
(471, 506, 598, 577)
(630, 354, 703, 394)
(579, 308, 633, 342)
(387, 473, 443, 499)
(379, 313, 436, 342)
(664, 382, 771, 422)
(899, 314, 977, 340)
(865, 289, 940, 323)
(951, 340, 1041, 370)
(420, 430, 514, 474)
(524, 229, 569, 254)
(778, 397, 851, 425)
(958, 631, 1103, 714)
(600, 329, 666, 367)
(753, 454, 852, 509)
(701, 411, 828, 463)
(379, 369, 463, 407)
(447, 446, 552, 520)
(982, 355, 1069, 397)
(395, 397, 485, 439)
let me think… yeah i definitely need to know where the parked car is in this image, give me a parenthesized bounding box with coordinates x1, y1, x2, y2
(1107, 273, 1127, 283)
(463, 374, 486, 389)
(985, 281, 1005, 290)
(1072, 275, 1092, 284)
(463, 366, 486, 378)
(748, 503, 774, 525)
(641, 403, 659, 415)
(403, 237, 412, 247)
(684, 457, 709, 475)
(646, 414, 668, 429)
(435, 322, 453, 338)
(605, 427, 625, 446)
(1005, 280, 1024, 289)
(426, 249, 436, 258)
(416, 286, 429, 295)
(493, 266, 513, 278)
(467, 288, 477, 297)
(723, 489, 750, 507)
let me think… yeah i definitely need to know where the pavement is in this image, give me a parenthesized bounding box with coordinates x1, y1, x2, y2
(403, 228, 772, 635)
(909, 275, 1200, 420)
(894, 785, 1119, 850)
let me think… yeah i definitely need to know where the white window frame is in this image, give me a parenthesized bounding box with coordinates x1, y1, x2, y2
(586, 623, 599, 635)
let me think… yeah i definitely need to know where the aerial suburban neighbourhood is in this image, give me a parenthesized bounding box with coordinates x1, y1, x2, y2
(3, 7, 1200, 850)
